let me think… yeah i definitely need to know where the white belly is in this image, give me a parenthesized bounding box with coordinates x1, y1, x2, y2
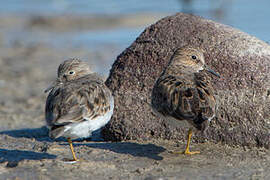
(63, 98, 114, 139)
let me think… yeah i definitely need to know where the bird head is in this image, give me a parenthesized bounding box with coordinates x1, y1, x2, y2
(169, 47, 220, 77)
(57, 58, 92, 82)
(45, 58, 92, 93)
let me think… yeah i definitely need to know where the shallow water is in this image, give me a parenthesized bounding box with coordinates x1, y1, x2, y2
(1, 0, 269, 78)
(1, 0, 270, 46)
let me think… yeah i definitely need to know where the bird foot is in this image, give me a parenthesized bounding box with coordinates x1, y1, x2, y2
(173, 150, 200, 155)
(62, 158, 84, 164)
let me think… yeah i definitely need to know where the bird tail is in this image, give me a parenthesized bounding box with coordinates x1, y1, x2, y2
(49, 126, 66, 139)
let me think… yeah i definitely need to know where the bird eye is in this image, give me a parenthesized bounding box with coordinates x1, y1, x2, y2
(191, 55, 197, 60)
(69, 71, 75, 75)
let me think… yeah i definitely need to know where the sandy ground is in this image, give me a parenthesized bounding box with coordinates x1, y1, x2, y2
(0, 14, 269, 180)
(0, 134, 269, 180)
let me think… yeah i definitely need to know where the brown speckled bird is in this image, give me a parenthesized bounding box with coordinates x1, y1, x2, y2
(151, 47, 220, 155)
(45, 58, 114, 162)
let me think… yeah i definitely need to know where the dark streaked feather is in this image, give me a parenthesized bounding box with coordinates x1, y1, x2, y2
(45, 73, 112, 138)
(49, 125, 66, 139)
(152, 71, 216, 131)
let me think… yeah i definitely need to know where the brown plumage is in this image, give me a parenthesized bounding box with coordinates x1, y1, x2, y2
(45, 58, 114, 162)
(151, 47, 219, 155)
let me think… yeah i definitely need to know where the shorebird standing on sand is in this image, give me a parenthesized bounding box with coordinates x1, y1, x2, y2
(45, 58, 114, 162)
(151, 47, 220, 155)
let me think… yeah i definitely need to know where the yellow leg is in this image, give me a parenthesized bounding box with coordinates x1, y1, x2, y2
(174, 128, 200, 155)
(67, 138, 78, 161)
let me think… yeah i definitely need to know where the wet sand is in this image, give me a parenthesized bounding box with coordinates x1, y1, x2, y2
(0, 14, 269, 180)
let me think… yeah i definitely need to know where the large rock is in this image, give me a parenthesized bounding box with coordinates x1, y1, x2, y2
(102, 13, 270, 148)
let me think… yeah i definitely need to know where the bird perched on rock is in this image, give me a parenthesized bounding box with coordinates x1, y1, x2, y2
(45, 58, 114, 162)
(151, 47, 220, 155)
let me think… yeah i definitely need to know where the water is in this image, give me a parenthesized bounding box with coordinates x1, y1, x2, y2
(1, 0, 270, 57)
(0, 0, 180, 15)
(2, 0, 270, 41)
(72, 28, 144, 50)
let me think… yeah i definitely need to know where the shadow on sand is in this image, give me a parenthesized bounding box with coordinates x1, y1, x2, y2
(0, 126, 51, 142)
(64, 142, 166, 160)
(0, 126, 103, 142)
(0, 127, 165, 160)
(0, 148, 56, 167)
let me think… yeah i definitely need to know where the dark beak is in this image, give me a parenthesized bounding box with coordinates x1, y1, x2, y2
(44, 79, 62, 93)
(204, 65, 220, 78)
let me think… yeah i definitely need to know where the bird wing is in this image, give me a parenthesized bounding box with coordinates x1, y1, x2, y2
(194, 72, 216, 121)
(152, 73, 216, 124)
(45, 77, 112, 128)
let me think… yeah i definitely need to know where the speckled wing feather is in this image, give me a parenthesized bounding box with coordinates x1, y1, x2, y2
(152, 72, 216, 130)
(45, 74, 112, 137)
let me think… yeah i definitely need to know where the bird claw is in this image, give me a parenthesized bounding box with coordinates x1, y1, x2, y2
(62, 158, 84, 164)
(172, 150, 200, 155)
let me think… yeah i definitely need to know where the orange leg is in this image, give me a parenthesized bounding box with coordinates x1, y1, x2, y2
(174, 128, 200, 155)
(67, 138, 78, 161)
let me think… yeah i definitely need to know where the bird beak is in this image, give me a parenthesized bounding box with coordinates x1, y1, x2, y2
(44, 79, 61, 93)
(204, 65, 220, 78)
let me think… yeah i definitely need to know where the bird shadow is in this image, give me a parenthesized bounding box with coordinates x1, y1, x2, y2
(0, 126, 52, 142)
(0, 126, 104, 142)
(0, 127, 166, 160)
(0, 148, 56, 167)
(66, 142, 166, 160)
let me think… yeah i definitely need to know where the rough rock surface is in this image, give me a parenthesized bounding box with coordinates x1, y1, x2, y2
(103, 13, 270, 148)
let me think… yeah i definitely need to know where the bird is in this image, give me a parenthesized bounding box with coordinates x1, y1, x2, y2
(45, 58, 114, 162)
(151, 46, 220, 155)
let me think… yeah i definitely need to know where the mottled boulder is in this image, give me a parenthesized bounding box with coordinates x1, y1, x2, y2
(102, 13, 270, 148)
